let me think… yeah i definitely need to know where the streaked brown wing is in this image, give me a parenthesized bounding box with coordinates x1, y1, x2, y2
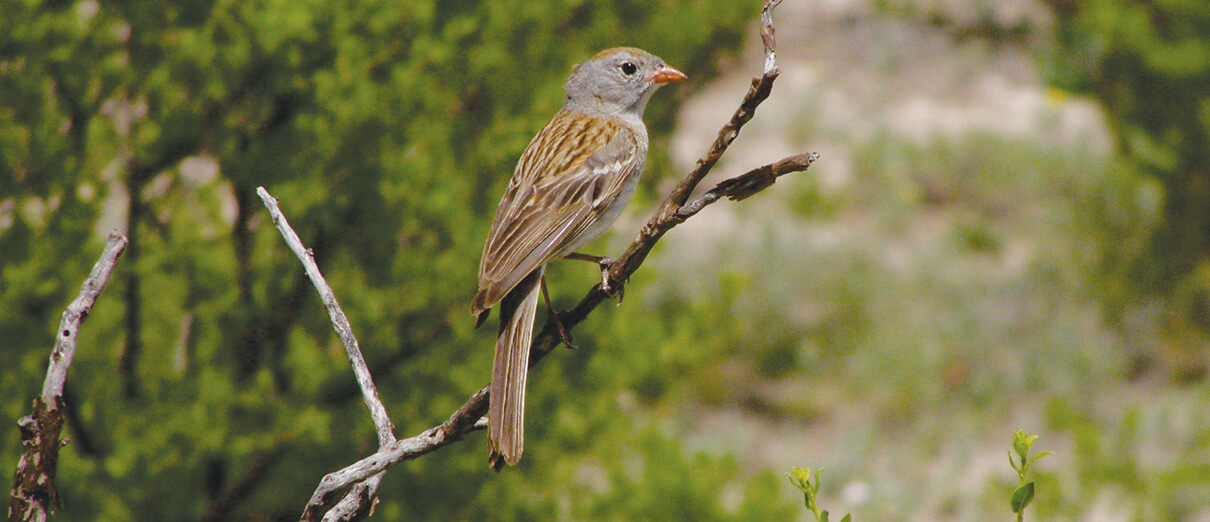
(549, 126, 646, 246)
(472, 110, 638, 313)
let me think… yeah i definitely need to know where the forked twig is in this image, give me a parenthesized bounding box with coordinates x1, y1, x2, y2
(256, 187, 399, 521)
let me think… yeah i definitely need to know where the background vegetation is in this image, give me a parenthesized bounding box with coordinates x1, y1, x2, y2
(2, 0, 1208, 520)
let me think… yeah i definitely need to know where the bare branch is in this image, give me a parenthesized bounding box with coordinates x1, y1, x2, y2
(256, 188, 399, 522)
(320, 475, 382, 522)
(257, 187, 396, 448)
(761, 0, 782, 74)
(676, 152, 820, 220)
(297, 0, 817, 517)
(10, 232, 128, 522)
(299, 388, 490, 521)
(42, 233, 129, 397)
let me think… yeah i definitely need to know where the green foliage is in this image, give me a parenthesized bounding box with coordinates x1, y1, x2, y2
(787, 467, 851, 522)
(1044, 0, 1210, 337)
(1007, 430, 1052, 521)
(1044, 396, 1210, 520)
(0, 0, 775, 519)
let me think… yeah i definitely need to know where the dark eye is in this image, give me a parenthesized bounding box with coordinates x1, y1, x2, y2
(619, 61, 637, 76)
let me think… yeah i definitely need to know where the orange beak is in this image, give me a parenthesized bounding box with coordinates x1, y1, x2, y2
(651, 65, 687, 84)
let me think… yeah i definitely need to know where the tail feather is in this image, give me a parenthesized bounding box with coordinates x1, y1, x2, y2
(488, 266, 543, 470)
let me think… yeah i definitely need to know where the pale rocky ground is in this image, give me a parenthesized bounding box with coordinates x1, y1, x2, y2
(610, 0, 1145, 520)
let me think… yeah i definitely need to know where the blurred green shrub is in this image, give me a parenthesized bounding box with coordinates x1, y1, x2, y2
(0, 0, 782, 519)
(1044, 0, 1210, 344)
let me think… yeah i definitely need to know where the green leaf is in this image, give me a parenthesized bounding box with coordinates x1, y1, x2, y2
(786, 467, 813, 493)
(1011, 480, 1036, 514)
(1026, 450, 1055, 468)
(1012, 430, 1038, 462)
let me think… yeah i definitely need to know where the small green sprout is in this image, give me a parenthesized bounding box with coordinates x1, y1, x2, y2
(1008, 430, 1053, 521)
(786, 467, 851, 522)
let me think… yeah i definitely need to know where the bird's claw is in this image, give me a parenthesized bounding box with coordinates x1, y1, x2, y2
(596, 258, 625, 304)
(552, 311, 577, 350)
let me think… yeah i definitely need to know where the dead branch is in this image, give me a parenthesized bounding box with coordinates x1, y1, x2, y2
(255, 187, 398, 522)
(9, 232, 128, 522)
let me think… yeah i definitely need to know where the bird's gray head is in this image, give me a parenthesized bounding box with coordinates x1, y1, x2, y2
(563, 47, 686, 118)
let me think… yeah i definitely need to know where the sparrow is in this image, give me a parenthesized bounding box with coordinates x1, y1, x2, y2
(471, 47, 685, 469)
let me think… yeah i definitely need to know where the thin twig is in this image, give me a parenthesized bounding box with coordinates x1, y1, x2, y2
(298, 0, 817, 517)
(676, 152, 820, 220)
(42, 233, 129, 397)
(256, 187, 397, 522)
(320, 475, 382, 522)
(257, 187, 396, 448)
(10, 232, 128, 522)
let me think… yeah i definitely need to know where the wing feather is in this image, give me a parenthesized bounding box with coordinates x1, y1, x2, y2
(471, 110, 643, 313)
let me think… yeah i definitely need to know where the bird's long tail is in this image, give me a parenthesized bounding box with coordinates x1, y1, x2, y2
(488, 265, 544, 470)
